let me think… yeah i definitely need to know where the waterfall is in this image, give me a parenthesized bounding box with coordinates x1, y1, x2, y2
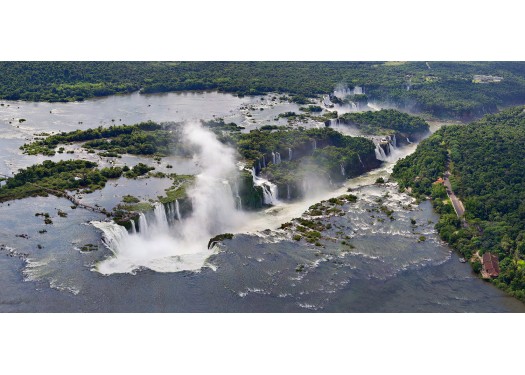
(92, 221, 129, 255)
(406, 137, 412, 144)
(287, 184, 291, 200)
(154, 202, 169, 232)
(258, 161, 261, 171)
(166, 202, 173, 225)
(329, 119, 338, 127)
(138, 213, 149, 236)
(312, 139, 317, 151)
(233, 182, 242, 210)
(251, 167, 279, 205)
(274, 152, 281, 164)
(353, 86, 363, 95)
(175, 200, 182, 221)
(92, 121, 247, 275)
(130, 219, 136, 234)
(323, 95, 333, 107)
(288, 148, 292, 161)
(340, 163, 346, 176)
(375, 144, 387, 161)
(392, 134, 397, 148)
(262, 155, 266, 168)
(358, 154, 365, 168)
(351, 102, 357, 110)
(272, 152, 276, 165)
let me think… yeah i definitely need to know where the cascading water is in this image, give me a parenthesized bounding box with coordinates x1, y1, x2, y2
(288, 148, 292, 161)
(312, 139, 317, 151)
(138, 213, 149, 236)
(340, 163, 346, 176)
(130, 220, 137, 234)
(287, 184, 291, 200)
(353, 86, 363, 95)
(262, 155, 266, 168)
(272, 152, 276, 165)
(375, 144, 388, 161)
(406, 137, 412, 144)
(153, 202, 169, 232)
(358, 154, 365, 168)
(275, 152, 281, 164)
(92, 121, 246, 275)
(175, 199, 182, 221)
(251, 167, 279, 205)
(233, 182, 242, 210)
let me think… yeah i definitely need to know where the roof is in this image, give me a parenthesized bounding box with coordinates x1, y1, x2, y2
(482, 252, 500, 277)
(434, 177, 445, 184)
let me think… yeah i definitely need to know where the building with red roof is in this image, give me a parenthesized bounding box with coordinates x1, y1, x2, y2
(482, 252, 500, 278)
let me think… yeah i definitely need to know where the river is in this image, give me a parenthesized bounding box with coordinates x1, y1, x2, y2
(0, 91, 523, 312)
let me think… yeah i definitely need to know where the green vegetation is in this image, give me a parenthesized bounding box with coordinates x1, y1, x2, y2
(3, 62, 525, 119)
(208, 233, 234, 249)
(338, 109, 429, 135)
(0, 160, 119, 203)
(80, 244, 98, 252)
(122, 195, 140, 204)
(124, 163, 155, 178)
(21, 121, 175, 157)
(392, 106, 525, 301)
(231, 127, 377, 188)
(158, 174, 195, 204)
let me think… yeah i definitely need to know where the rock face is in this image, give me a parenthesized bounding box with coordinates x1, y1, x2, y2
(238, 170, 264, 210)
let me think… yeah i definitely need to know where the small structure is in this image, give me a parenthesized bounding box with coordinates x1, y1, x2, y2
(434, 177, 445, 185)
(482, 252, 500, 278)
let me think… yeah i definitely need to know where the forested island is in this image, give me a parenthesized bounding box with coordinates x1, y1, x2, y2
(392, 106, 525, 300)
(3, 62, 525, 120)
(336, 109, 430, 139)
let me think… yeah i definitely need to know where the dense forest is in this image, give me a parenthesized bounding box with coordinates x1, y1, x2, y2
(2, 62, 525, 119)
(338, 109, 430, 136)
(392, 106, 525, 300)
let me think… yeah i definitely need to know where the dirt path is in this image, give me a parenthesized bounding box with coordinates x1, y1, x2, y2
(443, 171, 465, 218)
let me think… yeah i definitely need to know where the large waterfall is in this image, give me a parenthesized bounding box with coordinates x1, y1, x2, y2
(92, 122, 246, 275)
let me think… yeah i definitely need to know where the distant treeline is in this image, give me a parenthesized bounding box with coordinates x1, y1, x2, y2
(2, 62, 525, 119)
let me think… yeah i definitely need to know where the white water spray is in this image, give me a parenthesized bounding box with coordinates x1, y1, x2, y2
(175, 199, 182, 221)
(92, 121, 245, 274)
